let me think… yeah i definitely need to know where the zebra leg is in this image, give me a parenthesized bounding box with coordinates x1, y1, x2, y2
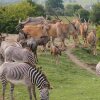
(34, 51, 38, 64)
(10, 83, 14, 100)
(1, 79, 7, 100)
(32, 85, 37, 100)
(27, 86, 32, 100)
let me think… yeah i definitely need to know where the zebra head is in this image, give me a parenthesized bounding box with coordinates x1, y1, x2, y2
(39, 73, 51, 100)
(40, 87, 49, 100)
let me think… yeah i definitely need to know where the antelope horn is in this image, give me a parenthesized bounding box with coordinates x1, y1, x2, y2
(74, 13, 78, 19)
(19, 18, 21, 23)
(88, 18, 90, 23)
(84, 19, 86, 23)
(78, 13, 80, 19)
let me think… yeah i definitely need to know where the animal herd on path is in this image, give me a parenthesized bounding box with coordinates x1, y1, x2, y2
(0, 15, 99, 100)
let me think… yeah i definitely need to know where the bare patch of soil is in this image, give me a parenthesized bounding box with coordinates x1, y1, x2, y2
(66, 47, 96, 75)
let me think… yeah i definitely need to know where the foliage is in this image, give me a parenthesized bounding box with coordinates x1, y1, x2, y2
(0, 1, 45, 33)
(96, 25, 100, 50)
(76, 9, 90, 22)
(64, 4, 82, 16)
(90, 3, 100, 25)
(45, 0, 64, 15)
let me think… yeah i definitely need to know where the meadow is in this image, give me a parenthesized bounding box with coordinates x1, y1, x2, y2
(0, 49, 100, 100)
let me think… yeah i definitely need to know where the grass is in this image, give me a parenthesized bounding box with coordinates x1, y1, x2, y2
(72, 47, 100, 64)
(0, 52, 100, 100)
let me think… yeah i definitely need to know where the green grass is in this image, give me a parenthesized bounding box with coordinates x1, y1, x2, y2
(72, 47, 100, 64)
(0, 52, 100, 100)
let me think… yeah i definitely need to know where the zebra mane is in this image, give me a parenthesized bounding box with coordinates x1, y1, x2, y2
(24, 62, 51, 89)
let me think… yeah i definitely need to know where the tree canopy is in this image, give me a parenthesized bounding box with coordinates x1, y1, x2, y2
(90, 3, 100, 25)
(45, 0, 64, 15)
(64, 4, 82, 16)
(77, 9, 90, 22)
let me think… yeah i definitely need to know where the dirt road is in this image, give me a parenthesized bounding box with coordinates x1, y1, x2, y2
(66, 48, 97, 75)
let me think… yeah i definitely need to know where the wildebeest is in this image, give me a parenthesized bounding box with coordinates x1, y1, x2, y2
(22, 36, 50, 63)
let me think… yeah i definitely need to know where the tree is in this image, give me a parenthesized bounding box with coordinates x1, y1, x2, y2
(45, 0, 64, 15)
(90, 3, 100, 25)
(64, 4, 82, 16)
(96, 25, 100, 50)
(0, 1, 45, 33)
(76, 9, 90, 22)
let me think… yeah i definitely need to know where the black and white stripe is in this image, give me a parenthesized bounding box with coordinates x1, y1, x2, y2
(4, 46, 35, 66)
(0, 62, 50, 100)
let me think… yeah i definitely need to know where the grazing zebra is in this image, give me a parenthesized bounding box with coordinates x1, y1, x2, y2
(0, 62, 51, 100)
(4, 46, 35, 65)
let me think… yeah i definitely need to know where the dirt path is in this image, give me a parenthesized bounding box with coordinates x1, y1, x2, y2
(65, 48, 97, 75)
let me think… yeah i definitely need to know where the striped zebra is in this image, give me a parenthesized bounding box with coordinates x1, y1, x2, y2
(0, 41, 22, 62)
(4, 46, 35, 65)
(0, 62, 51, 100)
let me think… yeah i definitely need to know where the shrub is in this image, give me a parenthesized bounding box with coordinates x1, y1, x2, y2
(96, 25, 100, 50)
(76, 9, 90, 22)
(0, 1, 45, 34)
(90, 3, 100, 25)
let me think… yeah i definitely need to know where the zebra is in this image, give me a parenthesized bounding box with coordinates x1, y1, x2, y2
(0, 40, 22, 62)
(0, 62, 51, 100)
(4, 46, 36, 65)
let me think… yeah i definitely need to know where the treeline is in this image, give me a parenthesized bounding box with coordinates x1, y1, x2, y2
(45, 0, 100, 24)
(0, 1, 45, 33)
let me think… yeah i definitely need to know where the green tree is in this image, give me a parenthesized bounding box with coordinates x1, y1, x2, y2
(45, 0, 64, 15)
(0, 1, 45, 33)
(90, 3, 100, 25)
(76, 9, 90, 22)
(96, 26, 100, 50)
(64, 4, 82, 16)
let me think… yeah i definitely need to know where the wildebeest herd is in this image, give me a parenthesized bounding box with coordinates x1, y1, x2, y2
(0, 16, 99, 100)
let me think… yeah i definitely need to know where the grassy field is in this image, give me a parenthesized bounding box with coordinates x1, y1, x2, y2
(0, 51, 100, 100)
(72, 47, 100, 64)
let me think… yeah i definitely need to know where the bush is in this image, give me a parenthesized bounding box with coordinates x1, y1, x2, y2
(90, 3, 100, 25)
(96, 26, 100, 50)
(76, 9, 90, 22)
(64, 4, 82, 16)
(0, 1, 45, 34)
